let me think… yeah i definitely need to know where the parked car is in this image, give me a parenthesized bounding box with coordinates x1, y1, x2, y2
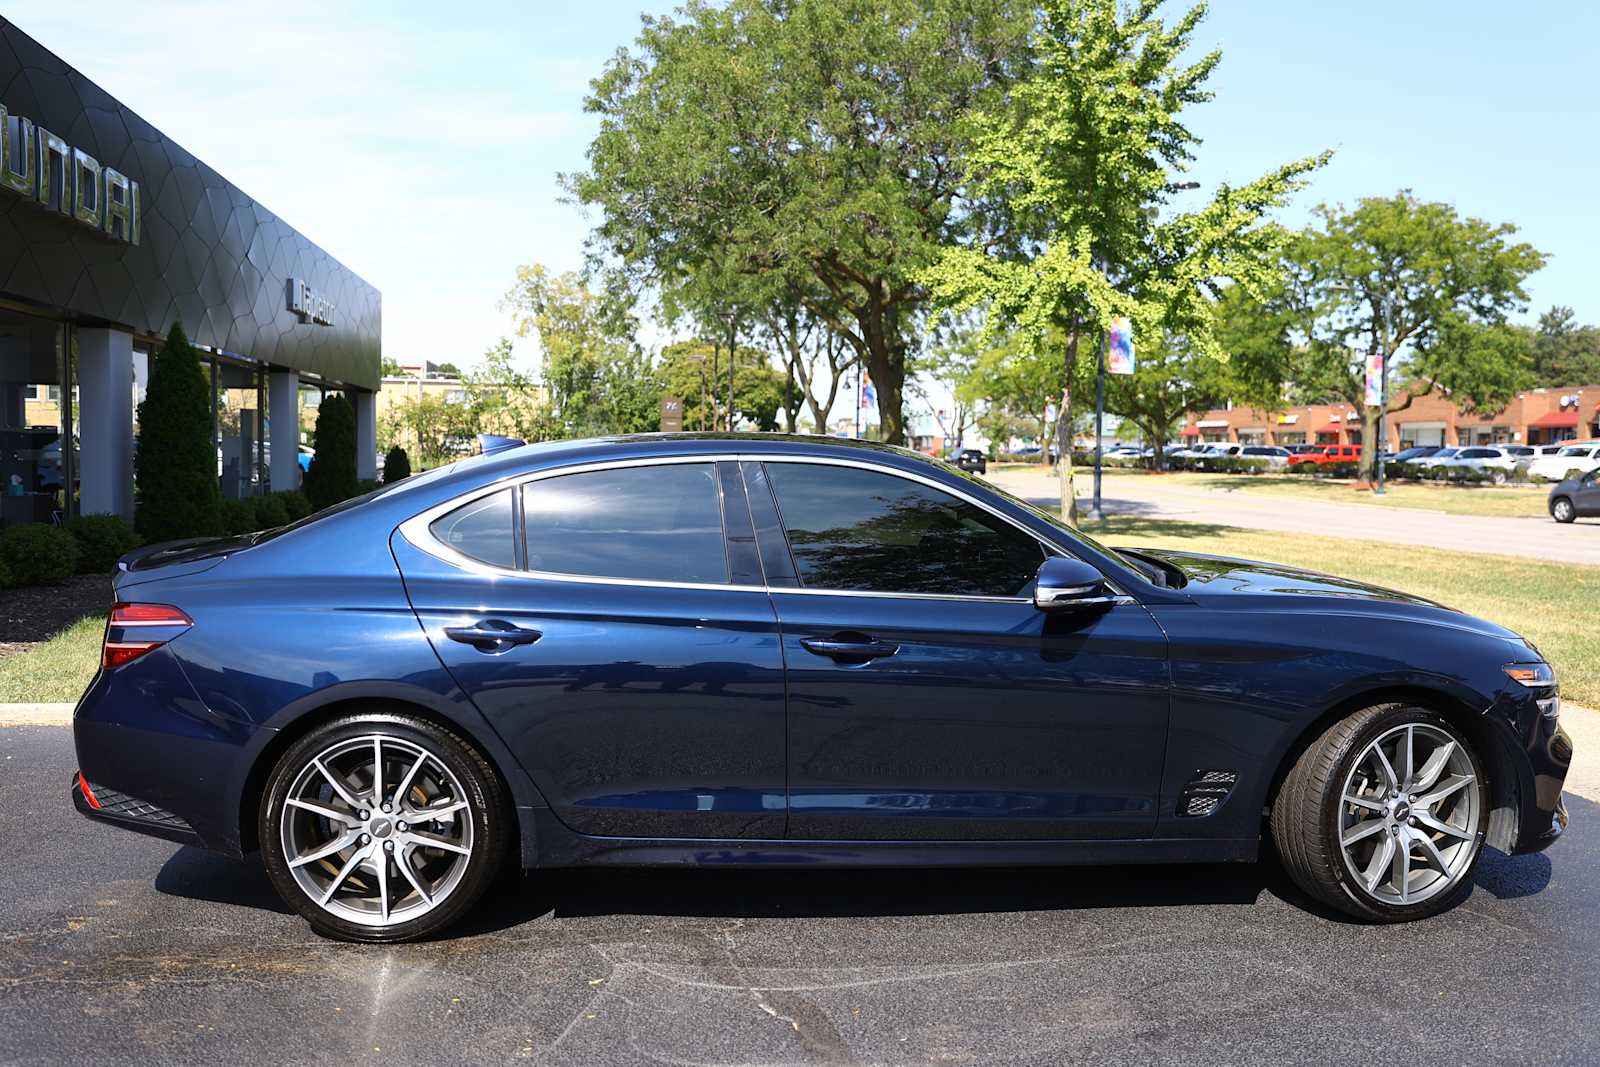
(1192, 443, 1244, 470)
(1498, 445, 1537, 468)
(952, 448, 987, 475)
(1411, 447, 1461, 471)
(71, 434, 1570, 941)
(1391, 446, 1442, 464)
(1529, 442, 1600, 483)
(1240, 445, 1291, 469)
(1443, 446, 1520, 483)
(1283, 444, 1321, 456)
(1288, 443, 1360, 469)
(1550, 468, 1600, 523)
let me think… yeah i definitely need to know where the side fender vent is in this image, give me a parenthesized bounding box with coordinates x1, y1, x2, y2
(1177, 769, 1237, 818)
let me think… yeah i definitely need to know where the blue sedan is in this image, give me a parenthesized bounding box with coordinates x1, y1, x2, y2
(71, 435, 1570, 941)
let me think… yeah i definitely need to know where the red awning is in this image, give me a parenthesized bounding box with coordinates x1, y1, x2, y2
(1181, 426, 1200, 437)
(1313, 424, 1342, 435)
(1530, 411, 1580, 429)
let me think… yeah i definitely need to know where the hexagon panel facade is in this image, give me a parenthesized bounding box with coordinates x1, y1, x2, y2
(0, 18, 380, 389)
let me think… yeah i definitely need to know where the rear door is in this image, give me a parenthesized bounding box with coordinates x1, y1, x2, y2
(749, 459, 1170, 841)
(394, 459, 788, 839)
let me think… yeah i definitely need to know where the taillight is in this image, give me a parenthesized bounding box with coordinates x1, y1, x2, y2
(102, 602, 192, 669)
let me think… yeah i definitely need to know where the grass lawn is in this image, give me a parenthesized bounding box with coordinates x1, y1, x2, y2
(1093, 468, 1551, 519)
(0, 614, 103, 704)
(1087, 515, 1599, 707)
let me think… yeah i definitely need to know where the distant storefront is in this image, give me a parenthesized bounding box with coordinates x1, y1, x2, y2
(1180, 385, 1600, 450)
(0, 18, 380, 524)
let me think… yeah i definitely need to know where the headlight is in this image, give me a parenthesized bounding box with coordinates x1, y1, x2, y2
(1503, 661, 1556, 688)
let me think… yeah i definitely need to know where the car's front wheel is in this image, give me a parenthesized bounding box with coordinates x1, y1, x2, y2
(1552, 496, 1576, 523)
(1271, 704, 1486, 922)
(260, 712, 509, 942)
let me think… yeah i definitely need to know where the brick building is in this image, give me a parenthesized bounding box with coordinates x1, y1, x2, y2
(1179, 385, 1600, 449)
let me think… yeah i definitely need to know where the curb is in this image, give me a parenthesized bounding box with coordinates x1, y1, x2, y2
(0, 703, 75, 726)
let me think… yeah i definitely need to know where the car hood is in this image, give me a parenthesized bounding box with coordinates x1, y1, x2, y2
(1125, 546, 1524, 642)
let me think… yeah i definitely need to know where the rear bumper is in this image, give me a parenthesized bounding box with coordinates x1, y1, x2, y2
(71, 771, 202, 847)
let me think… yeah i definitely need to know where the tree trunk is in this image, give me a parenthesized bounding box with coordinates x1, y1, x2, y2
(1058, 330, 1080, 527)
(1359, 405, 1380, 483)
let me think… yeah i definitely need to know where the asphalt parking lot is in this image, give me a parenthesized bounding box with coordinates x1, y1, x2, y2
(3, 723, 1598, 1066)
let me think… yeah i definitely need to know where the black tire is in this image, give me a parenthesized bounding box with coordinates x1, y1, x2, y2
(259, 711, 510, 942)
(1270, 703, 1487, 923)
(1552, 496, 1576, 523)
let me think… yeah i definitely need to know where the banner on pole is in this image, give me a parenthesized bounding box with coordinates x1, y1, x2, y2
(1364, 354, 1384, 405)
(1107, 317, 1135, 375)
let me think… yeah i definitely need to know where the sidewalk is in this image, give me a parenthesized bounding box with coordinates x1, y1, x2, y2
(988, 468, 1600, 567)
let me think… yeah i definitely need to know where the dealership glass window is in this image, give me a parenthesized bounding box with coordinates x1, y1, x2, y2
(0, 307, 69, 524)
(215, 360, 265, 499)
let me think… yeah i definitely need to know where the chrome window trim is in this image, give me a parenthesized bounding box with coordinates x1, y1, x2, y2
(396, 451, 1130, 603)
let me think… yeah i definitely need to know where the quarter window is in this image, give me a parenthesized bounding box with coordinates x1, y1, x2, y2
(429, 488, 516, 569)
(765, 463, 1045, 597)
(522, 464, 728, 584)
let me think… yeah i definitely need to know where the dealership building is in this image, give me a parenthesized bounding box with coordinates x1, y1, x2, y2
(0, 18, 380, 525)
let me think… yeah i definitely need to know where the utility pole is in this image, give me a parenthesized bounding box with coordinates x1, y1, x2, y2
(1375, 299, 1391, 495)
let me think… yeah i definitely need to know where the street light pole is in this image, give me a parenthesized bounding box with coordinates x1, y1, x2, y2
(1090, 324, 1107, 522)
(722, 311, 737, 432)
(1375, 299, 1391, 495)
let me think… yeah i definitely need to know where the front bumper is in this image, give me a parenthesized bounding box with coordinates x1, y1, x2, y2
(71, 771, 201, 847)
(1515, 794, 1569, 854)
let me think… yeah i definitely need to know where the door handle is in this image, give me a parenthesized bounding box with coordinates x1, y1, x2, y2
(800, 636, 899, 661)
(444, 619, 542, 653)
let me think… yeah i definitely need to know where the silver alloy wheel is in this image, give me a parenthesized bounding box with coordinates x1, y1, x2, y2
(1338, 723, 1480, 906)
(279, 734, 475, 927)
(1554, 498, 1575, 522)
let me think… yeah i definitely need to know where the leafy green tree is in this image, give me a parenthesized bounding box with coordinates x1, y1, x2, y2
(302, 393, 359, 510)
(1265, 193, 1547, 477)
(135, 322, 222, 542)
(957, 330, 1090, 458)
(435, 362, 462, 377)
(925, 0, 1327, 522)
(379, 393, 477, 469)
(1531, 306, 1600, 386)
(381, 357, 405, 377)
(568, 0, 1036, 446)
(912, 317, 989, 448)
(501, 265, 652, 438)
(382, 445, 411, 483)
(660, 340, 785, 432)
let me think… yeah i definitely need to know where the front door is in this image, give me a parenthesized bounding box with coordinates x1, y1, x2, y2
(749, 460, 1171, 841)
(396, 460, 787, 839)
(1576, 470, 1600, 516)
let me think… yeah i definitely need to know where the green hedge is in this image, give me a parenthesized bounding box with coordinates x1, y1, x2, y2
(65, 514, 142, 574)
(0, 524, 79, 586)
(383, 446, 411, 483)
(135, 323, 223, 542)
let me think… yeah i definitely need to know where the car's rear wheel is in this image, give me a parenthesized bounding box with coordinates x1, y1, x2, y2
(260, 713, 509, 942)
(1552, 496, 1576, 523)
(1271, 704, 1486, 922)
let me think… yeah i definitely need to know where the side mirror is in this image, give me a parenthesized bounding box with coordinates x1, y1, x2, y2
(1033, 557, 1117, 612)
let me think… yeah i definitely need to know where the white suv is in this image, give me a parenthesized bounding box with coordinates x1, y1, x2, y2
(1444, 446, 1520, 482)
(1528, 442, 1600, 483)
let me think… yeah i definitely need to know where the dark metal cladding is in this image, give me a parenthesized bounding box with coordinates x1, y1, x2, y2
(0, 17, 380, 388)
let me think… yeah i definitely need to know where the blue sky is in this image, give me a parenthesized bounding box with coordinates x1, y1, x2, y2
(7, 1, 1596, 386)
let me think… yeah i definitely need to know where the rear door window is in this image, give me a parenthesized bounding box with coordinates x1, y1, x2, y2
(429, 489, 516, 569)
(521, 463, 729, 584)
